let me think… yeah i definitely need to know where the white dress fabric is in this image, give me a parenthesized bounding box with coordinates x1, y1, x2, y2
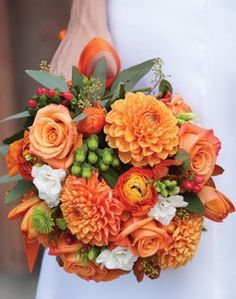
(36, 1, 236, 298)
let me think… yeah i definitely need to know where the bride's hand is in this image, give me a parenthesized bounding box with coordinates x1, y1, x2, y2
(50, 0, 112, 80)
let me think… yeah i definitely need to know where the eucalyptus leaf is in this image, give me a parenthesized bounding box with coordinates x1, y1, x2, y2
(2, 130, 25, 145)
(92, 58, 107, 97)
(26, 70, 69, 91)
(73, 113, 86, 122)
(0, 145, 9, 156)
(5, 180, 33, 204)
(100, 168, 119, 188)
(0, 174, 22, 184)
(184, 192, 205, 214)
(106, 82, 125, 110)
(174, 149, 190, 172)
(111, 59, 155, 93)
(0, 111, 30, 124)
(72, 66, 84, 89)
(159, 79, 173, 94)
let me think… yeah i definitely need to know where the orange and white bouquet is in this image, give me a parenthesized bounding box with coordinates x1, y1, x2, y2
(0, 39, 234, 282)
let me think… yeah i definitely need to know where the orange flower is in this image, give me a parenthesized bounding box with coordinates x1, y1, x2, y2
(117, 217, 172, 258)
(198, 186, 235, 222)
(5, 139, 21, 176)
(77, 102, 106, 137)
(29, 104, 82, 169)
(60, 173, 123, 246)
(152, 159, 182, 181)
(179, 122, 221, 182)
(165, 94, 192, 115)
(114, 167, 157, 217)
(104, 92, 179, 167)
(61, 253, 126, 282)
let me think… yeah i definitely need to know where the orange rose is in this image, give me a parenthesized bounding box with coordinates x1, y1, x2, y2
(77, 102, 106, 137)
(5, 139, 21, 176)
(165, 94, 192, 115)
(29, 104, 82, 169)
(117, 217, 172, 258)
(198, 186, 235, 222)
(114, 167, 157, 217)
(61, 253, 126, 282)
(179, 122, 221, 182)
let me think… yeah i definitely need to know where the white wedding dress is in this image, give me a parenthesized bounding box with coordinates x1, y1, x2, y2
(36, 1, 236, 298)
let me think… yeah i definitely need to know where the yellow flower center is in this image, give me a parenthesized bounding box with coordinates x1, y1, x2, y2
(123, 174, 147, 204)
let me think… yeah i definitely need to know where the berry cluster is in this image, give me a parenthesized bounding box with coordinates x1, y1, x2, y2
(71, 134, 120, 179)
(182, 175, 204, 193)
(152, 179, 179, 197)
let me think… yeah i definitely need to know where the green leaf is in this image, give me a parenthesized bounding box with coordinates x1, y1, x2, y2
(2, 130, 25, 145)
(100, 168, 119, 188)
(72, 66, 84, 89)
(25, 70, 69, 91)
(0, 145, 9, 156)
(106, 82, 125, 110)
(5, 179, 33, 204)
(184, 192, 205, 214)
(174, 149, 191, 172)
(73, 113, 86, 122)
(92, 58, 107, 97)
(0, 174, 22, 184)
(111, 59, 155, 93)
(0, 111, 30, 124)
(159, 79, 173, 94)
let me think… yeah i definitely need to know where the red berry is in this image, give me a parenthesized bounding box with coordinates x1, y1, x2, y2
(61, 100, 69, 107)
(63, 92, 73, 101)
(28, 99, 37, 109)
(192, 184, 201, 193)
(65, 233, 74, 245)
(182, 180, 193, 190)
(36, 87, 43, 96)
(194, 175, 204, 184)
(41, 87, 48, 94)
(48, 89, 56, 97)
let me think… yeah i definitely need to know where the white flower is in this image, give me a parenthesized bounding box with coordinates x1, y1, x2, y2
(32, 164, 66, 208)
(148, 195, 188, 226)
(96, 246, 138, 271)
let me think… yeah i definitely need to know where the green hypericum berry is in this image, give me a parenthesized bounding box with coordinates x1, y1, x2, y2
(88, 152, 98, 164)
(31, 208, 54, 234)
(99, 160, 109, 172)
(75, 152, 86, 163)
(71, 165, 81, 176)
(90, 134, 99, 142)
(82, 256, 89, 266)
(79, 144, 88, 153)
(76, 249, 81, 261)
(163, 180, 171, 186)
(111, 157, 120, 168)
(160, 189, 168, 198)
(88, 247, 99, 261)
(55, 218, 67, 231)
(169, 180, 177, 187)
(87, 138, 98, 151)
(102, 153, 113, 165)
(82, 167, 92, 179)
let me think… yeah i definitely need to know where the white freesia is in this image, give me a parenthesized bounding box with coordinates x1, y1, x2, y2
(148, 195, 188, 225)
(32, 164, 66, 208)
(96, 246, 138, 271)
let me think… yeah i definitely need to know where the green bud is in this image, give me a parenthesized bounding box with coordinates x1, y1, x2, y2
(55, 218, 67, 231)
(102, 153, 113, 165)
(176, 112, 198, 122)
(82, 256, 89, 266)
(168, 186, 180, 196)
(88, 247, 99, 261)
(159, 182, 166, 191)
(82, 167, 92, 179)
(111, 157, 120, 168)
(87, 138, 98, 151)
(24, 154, 33, 162)
(163, 180, 171, 187)
(90, 134, 99, 142)
(75, 152, 86, 163)
(77, 144, 88, 153)
(76, 250, 81, 261)
(160, 189, 168, 198)
(99, 160, 109, 172)
(71, 165, 82, 176)
(88, 152, 98, 164)
(169, 180, 177, 187)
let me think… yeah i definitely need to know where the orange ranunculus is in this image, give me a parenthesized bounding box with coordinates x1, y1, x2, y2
(77, 102, 106, 137)
(198, 186, 235, 222)
(61, 253, 126, 282)
(165, 94, 192, 115)
(117, 217, 172, 258)
(5, 139, 21, 176)
(114, 167, 157, 217)
(179, 122, 221, 182)
(29, 104, 82, 169)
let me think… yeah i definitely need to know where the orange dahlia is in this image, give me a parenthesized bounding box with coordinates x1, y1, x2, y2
(60, 173, 123, 246)
(104, 92, 179, 167)
(158, 213, 203, 269)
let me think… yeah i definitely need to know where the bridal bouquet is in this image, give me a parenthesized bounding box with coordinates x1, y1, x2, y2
(1, 41, 234, 282)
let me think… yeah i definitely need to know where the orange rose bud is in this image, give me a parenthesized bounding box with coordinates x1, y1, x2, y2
(114, 167, 157, 217)
(179, 122, 221, 183)
(77, 102, 106, 137)
(198, 186, 235, 222)
(5, 139, 21, 176)
(165, 94, 192, 115)
(117, 217, 172, 258)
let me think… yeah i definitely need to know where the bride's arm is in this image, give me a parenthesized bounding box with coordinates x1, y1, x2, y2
(50, 0, 112, 79)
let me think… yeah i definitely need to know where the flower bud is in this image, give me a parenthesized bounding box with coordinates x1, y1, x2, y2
(88, 152, 98, 164)
(87, 138, 98, 151)
(99, 160, 109, 172)
(71, 165, 81, 176)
